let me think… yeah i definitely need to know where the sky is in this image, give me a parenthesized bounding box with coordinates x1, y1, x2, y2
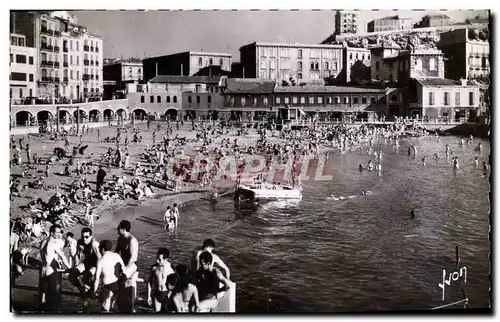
(73, 10, 489, 62)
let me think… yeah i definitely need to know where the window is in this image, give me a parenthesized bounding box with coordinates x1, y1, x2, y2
(157, 96, 161, 103)
(29, 56, 34, 64)
(318, 97, 323, 104)
(367, 55, 370, 60)
(219, 58, 223, 66)
(371, 97, 376, 104)
(297, 62, 302, 69)
(19, 88, 23, 98)
(362, 54, 365, 60)
(308, 97, 314, 104)
(208, 95, 212, 104)
(173, 96, 177, 103)
(300, 97, 305, 104)
(444, 92, 450, 106)
(298, 73, 303, 79)
(10, 54, 13, 63)
(315, 62, 319, 70)
(140, 96, 145, 103)
(333, 62, 338, 70)
(375, 61, 380, 71)
(150, 96, 154, 103)
(166, 96, 170, 103)
(325, 62, 329, 70)
(455, 92, 460, 106)
(326, 97, 332, 104)
(293, 96, 298, 104)
(298, 49, 302, 58)
(263, 97, 268, 105)
(469, 92, 474, 105)
(188, 96, 192, 103)
(310, 62, 314, 70)
(29, 88, 33, 97)
(209, 58, 213, 65)
(10, 72, 26, 81)
(16, 55, 26, 64)
(349, 53, 353, 60)
(70, 40, 73, 50)
(276, 97, 281, 104)
(429, 92, 435, 106)
(77, 56, 79, 65)
(429, 58, 436, 71)
(284, 97, 289, 104)
(197, 96, 201, 104)
(353, 97, 359, 104)
(198, 58, 202, 66)
(253, 97, 257, 105)
(76, 41, 79, 51)
(29, 74, 34, 82)
(343, 97, 348, 104)
(362, 97, 367, 104)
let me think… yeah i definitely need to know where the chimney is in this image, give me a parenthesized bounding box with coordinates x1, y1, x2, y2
(460, 78, 467, 86)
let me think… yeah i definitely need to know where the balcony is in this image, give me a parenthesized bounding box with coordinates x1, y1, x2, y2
(39, 77, 54, 83)
(40, 26, 50, 35)
(63, 46, 68, 52)
(95, 47, 99, 53)
(54, 30, 61, 36)
(54, 77, 60, 83)
(53, 46, 60, 52)
(84, 59, 90, 66)
(82, 74, 90, 81)
(63, 62, 68, 67)
(54, 62, 60, 68)
(83, 45, 89, 52)
(40, 60, 54, 67)
(63, 77, 69, 83)
(40, 43, 54, 51)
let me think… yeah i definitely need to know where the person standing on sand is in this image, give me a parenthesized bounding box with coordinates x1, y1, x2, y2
(115, 220, 139, 313)
(96, 165, 106, 193)
(97, 129, 101, 143)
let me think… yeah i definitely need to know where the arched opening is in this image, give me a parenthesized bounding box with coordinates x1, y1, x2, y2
(103, 109, 115, 121)
(15, 111, 33, 127)
(73, 109, 87, 122)
(391, 94, 398, 102)
(133, 108, 147, 121)
(58, 110, 71, 124)
(116, 108, 126, 121)
(165, 108, 178, 121)
(89, 109, 100, 122)
(37, 110, 53, 124)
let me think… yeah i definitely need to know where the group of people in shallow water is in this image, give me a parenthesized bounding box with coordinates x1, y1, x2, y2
(12, 214, 232, 313)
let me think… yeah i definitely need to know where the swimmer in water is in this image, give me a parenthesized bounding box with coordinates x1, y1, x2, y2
(359, 164, 363, 172)
(474, 157, 479, 167)
(410, 210, 415, 219)
(434, 153, 439, 161)
(422, 156, 426, 166)
(453, 157, 459, 170)
(367, 160, 374, 171)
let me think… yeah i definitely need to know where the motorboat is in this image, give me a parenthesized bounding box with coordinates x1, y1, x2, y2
(236, 182, 303, 201)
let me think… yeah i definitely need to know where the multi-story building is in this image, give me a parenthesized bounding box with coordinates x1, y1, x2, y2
(369, 43, 402, 82)
(103, 60, 143, 98)
(239, 42, 344, 83)
(142, 51, 232, 83)
(11, 10, 103, 101)
(10, 33, 37, 102)
(342, 47, 371, 83)
(334, 10, 358, 35)
(127, 75, 222, 120)
(414, 14, 450, 28)
(438, 28, 490, 80)
(367, 16, 413, 33)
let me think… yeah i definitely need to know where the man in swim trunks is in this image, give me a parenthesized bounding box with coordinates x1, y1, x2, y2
(147, 247, 174, 312)
(192, 239, 230, 280)
(115, 220, 139, 312)
(69, 228, 101, 294)
(93, 240, 129, 312)
(39, 224, 71, 309)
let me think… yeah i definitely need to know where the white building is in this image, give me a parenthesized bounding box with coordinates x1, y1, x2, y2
(335, 10, 358, 35)
(10, 33, 38, 102)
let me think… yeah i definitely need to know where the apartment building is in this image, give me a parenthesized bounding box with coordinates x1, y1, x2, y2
(10, 33, 38, 101)
(103, 60, 143, 98)
(367, 16, 413, 33)
(342, 47, 371, 83)
(142, 51, 232, 82)
(239, 42, 344, 83)
(11, 10, 103, 101)
(334, 10, 358, 35)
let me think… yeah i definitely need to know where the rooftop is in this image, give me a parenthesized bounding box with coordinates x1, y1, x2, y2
(415, 78, 464, 86)
(224, 79, 276, 94)
(149, 75, 221, 84)
(274, 85, 387, 94)
(240, 42, 343, 50)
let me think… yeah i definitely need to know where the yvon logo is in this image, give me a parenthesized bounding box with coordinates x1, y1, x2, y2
(438, 266, 467, 301)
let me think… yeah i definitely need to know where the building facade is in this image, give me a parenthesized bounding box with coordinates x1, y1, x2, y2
(11, 10, 104, 101)
(334, 10, 358, 35)
(103, 60, 143, 98)
(142, 51, 232, 82)
(438, 28, 490, 81)
(415, 14, 450, 28)
(367, 16, 413, 33)
(10, 33, 38, 102)
(342, 47, 371, 83)
(239, 42, 344, 83)
(408, 78, 481, 121)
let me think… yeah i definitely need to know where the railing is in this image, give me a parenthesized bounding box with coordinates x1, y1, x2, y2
(53, 46, 60, 52)
(40, 60, 54, 67)
(54, 62, 60, 68)
(82, 74, 90, 81)
(63, 62, 68, 67)
(39, 77, 54, 82)
(63, 47, 68, 52)
(62, 77, 69, 83)
(40, 44, 53, 51)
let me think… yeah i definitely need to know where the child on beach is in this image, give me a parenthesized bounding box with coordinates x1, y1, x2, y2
(65, 232, 78, 268)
